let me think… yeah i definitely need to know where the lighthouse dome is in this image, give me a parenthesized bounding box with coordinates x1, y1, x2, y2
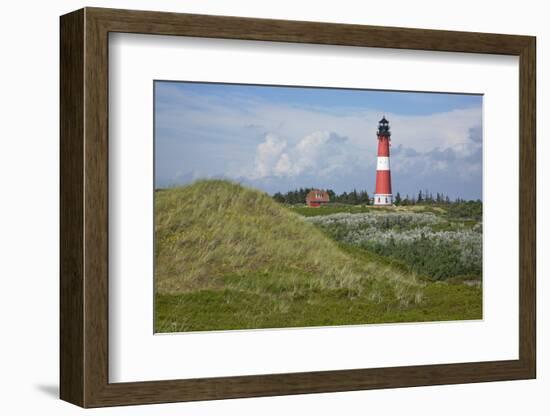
(377, 116, 391, 137)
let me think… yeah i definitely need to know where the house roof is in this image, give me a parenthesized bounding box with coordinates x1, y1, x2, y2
(306, 189, 330, 202)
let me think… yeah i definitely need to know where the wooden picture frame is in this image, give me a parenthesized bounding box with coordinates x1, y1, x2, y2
(60, 7, 536, 408)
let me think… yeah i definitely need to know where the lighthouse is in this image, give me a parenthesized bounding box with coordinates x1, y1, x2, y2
(374, 117, 393, 206)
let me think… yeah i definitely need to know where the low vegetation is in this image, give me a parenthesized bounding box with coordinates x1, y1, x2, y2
(306, 212, 482, 281)
(155, 180, 482, 333)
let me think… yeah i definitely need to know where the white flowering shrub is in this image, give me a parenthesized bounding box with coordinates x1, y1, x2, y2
(305, 212, 482, 280)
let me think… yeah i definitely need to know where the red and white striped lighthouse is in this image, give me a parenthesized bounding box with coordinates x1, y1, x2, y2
(374, 117, 393, 206)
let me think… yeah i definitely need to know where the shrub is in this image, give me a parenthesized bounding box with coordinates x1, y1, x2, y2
(305, 212, 482, 280)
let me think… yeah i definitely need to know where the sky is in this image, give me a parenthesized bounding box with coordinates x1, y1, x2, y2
(154, 81, 483, 200)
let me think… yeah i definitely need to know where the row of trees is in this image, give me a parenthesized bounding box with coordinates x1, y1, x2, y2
(272, 188, 478, 206)
(397, 190, 452, 206)
(272, 188, 371, 205)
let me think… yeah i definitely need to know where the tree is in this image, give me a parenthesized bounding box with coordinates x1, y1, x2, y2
(340, 191, 348, 204)
(394, 192, 402, 205)
(359, 190, 370, 205)
(273, 192, 285, 203)
(349, 189, 359, 205)
(417, 190, 423, 204)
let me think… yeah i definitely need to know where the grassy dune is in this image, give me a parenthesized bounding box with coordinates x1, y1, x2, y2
(155, 180, 481, 332)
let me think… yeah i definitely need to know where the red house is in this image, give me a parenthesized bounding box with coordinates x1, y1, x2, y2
(306, 189, 330, 207)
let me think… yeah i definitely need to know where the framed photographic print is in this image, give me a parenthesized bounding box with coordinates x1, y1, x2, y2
(60, 7, 536, 408)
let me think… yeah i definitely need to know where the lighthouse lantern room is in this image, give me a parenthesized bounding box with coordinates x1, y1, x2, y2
(374, 117, 393, 206)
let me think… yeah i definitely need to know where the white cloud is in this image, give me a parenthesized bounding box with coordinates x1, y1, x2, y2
(251, 133, 287, 179)
(250, 131, 352, 179)
(274, 153, 292, 176)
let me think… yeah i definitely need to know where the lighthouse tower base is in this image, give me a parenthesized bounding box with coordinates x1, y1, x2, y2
(373, 194, 393, 206)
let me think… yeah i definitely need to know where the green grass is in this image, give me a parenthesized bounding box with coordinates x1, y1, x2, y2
(155, 180, 481, 333)
(288, 203, 448, 217)
(155, 282, 481, 332)
(289, 204, 385, 217)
